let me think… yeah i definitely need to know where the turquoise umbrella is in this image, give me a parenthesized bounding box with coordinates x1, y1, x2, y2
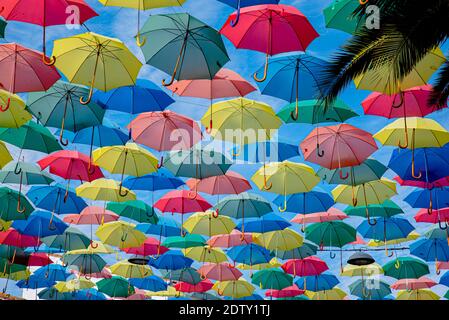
(97, 276, 135, 298)
(251, 269, 293, 290)
(0, 187, 34, 221)
(0, 18, 6, 38)
(349, 279, 391, 300)
(323, 0, 366, 34)
(41, 227, 91, 251)
(273, 242, 318, 260)
(345, 200, 404, 218)
(138, 13, 230, 86)
(163, 267, 202, 285)
(62, 253, 107, 275)
(106, 200, 158, 224)
(27, 81, 105, 146)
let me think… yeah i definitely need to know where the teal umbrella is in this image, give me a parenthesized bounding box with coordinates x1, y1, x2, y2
(138, 13, 230, 86)
(27, 81, 105, 146)
(0, 18, 6, 38)
(323, 0, 366, 35)
(97, 276, 135, 298)
(273, 242, 318, 260)
(0, 121, 62, 154)
(251, 269, 293, 290)
(62, 253, 107, 275)
(345, 200, 404, 218)
(163, 267, 202, 285)
(41, 227, 91, 251)
(38, 287, 74, 300)
(0, 187, 34, 221)
(162, 234, 206, 249)
(349, 279, 391, 300)
(383, 257, 430, 279)
(106, 200, 158, 224)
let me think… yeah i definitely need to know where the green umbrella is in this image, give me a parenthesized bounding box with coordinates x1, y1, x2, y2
(0, 187, 34, 221)
(138, 13, 230, 86)
(163, 267, 202, 285)
(0, 121, 62, 154)
(272, 242, 318, 260)
(106, 200, 158, 224)
(444, 290, 449, 300)
(349, 279, 391, 300)
(27, 81, 105, 146)
(323, 0, 366, 35)
(345, 200, 404, 218)
(0, 258, 27, 274)
(38, 287, 74, 300)
(97, 276, 135, 298)
(162, 234, 205, 249)
(41, 227, 91, 251)
(62, 253, 107, 275)
(383, 257, 430, 279)
(0, 18, 6, 39)
(251, 269, 293, 290)
(305, 221, 357, 248)
(277, 99, 358, 124)
(0, 245, 25, 261)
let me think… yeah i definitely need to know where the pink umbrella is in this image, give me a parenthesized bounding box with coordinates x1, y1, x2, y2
(300, 124, 378, 171)
(154, 190, 212, 236)
(198, 262, 243, 281)
(414, 207, 449, 225)
(391, 277, 437, 290)
(394, 176, 449, 189)
(0, 228, 41, 247)
(348, 236, 367, 246)
(167, 68, 256, 131)
(82, 267, 113, 279)
(175, 279, 213, 293)
(291, 208, 347, 232)
(27, 252, 52, 267)
(207, 230, 253, 248)
(0, 43, 61, 110)
(436, 261, 449, 270)
(128, 110, 201, 164)
(265, 285, 304, 298)
(281, 256, 328, 277)
(63, 206, 120, 225)
(122, 237, 169, 256)
(220, 4, 318, 82)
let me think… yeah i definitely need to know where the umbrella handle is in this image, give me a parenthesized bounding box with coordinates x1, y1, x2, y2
(253, 54, 269, 82)
(278, 197, 287, 212)
(398, 127, 409, 149)
(391, 91, 404, 108)
(90, 240, 99, 249)
(367, 215, 377, 226)
(339, 169, 349, 180)
(16, 197, 26, 214)
(395, 259, 401, 269)
(14, 163, 22, 175)
(362, 286, 370, 299)
(80, 86, 94, 105)
(136, 34, 147, 47)
(230, 0, 241, 27)
(352, 187, 358, 206)
(427, 191, 433, 215)
(119, 184, 129, 198)
(436, 260, 441, 275)
(206, 119, 213, 134)
(180, 229, 187, 238)
(439, 220, 448, 230)
(64, 183, 69, 203)
(0, 98, 10, 112)
(162, 35, 187, 87)
(359, 0, 369, 4)
(212, 209, 219, 219)
(316, 144, 325, 157)
(232, 145, 241, 157)
(84, 273, 92, 280)
(329, 251, 336, 259)
(121, 233, 128, 242)
(188, 190, 198, 200)
(157, 156, 164, 169)
(42, 54, 56, 66)
(59, 127, 69, 146)
(290, 101, 299, 121)
(385, 246, 394, 257)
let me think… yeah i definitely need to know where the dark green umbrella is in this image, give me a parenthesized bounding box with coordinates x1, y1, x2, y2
(106, 200, 158, 224)
(0, 121, 62, 153)
(41, 227, 91, 251)
(139, 13, 230, 86)
(38, 287, 74, 300)
(97, 276, 135, 298)
(62, 253, 107, 275)
(345, 200, 404, 218)
(272, 242, 318, 260)
(27, 81, 105, 146)
(251, 269, 293, 290)
(383, 257, 430, 279)
(0, 18, 6, 39)
(163, 267, 202, 285)
(277, 99, 358, 124)
(0, 187, 34, 221)
(162, 234, 206, 249)
(323, 0, 366, 35)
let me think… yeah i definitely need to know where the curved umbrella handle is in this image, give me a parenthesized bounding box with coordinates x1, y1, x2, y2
(232, 145, 241, 157)
(14, 163, 22, 175)
(84, 273, 92, 280)
(205, 119, 213, 134)
(180, 229, 187, 238)
(119, 184, 129, 198)
(278, 196, 287, 213)
(290, 100, 299, 121)
(263, 168, 272, 191)
(121, 233, 128, 243)
(329, 251, 336, 259)
(136, 34, 147, 47)
(230, 0, 241, 27)
(427, 192, 433, 216)
(339, 169, 349, 180)
(352, 187, 358, 206)
(188, 190, 198, 200)
(80, 86, 94, 105)
(157, 156, 164, 169)
(391, 91, 404, 108)
(385, 246, 394, 257)
(359, 0, 369, 4)
(16, 197, 26, 214)
(59, 129, 69, 146)
(253, 54, 269, 83)
(212, 209, 219, 219)
(316, 144, 325, 157)
(162, 35, 187, 87)
(439, 220, 448, 230)
(42, 54, 56, 66)
(367, 215, 377, 226)
(90, 240, 99, 249)
(0, 98, 10, 112)
(395, 259, 401, 269)
(48, 218, 57, 231)
(362, 286, 370, 299)
(398, 128, 409, 149)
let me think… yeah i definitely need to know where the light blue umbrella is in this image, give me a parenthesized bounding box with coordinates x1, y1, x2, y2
(27, 184, 87, 214)
(73, 125, 129, 148)
(74, 288, 107, 300)
(404, 188, 449, 211)
(16, 275, 56, 289)
(33, 264, 71, 282)
(123, 169, 185, 192)
(136, 216, 181, 238)
(236, 213, 291, 233)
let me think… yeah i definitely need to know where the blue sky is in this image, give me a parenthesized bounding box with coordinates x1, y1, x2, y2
(2, 0, 449, 299)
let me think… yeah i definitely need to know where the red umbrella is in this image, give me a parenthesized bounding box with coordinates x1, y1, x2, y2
(128, 110, 202, 164)
(281, 256, 328, 277)
(0, 228, 41, 247)
(391, 277, 437, 290)
(207, 230, 253, 248)
(1, 0, 97, 64)
(63, 206, 119, 225)
(27, 252, 52, 267)
(175, 279, 213, 293)
(394, 176, 449, 189)
(0, 43, 61, 110)
(291, 208, 348, 232)
(198, 262, 242, 281)
(122, 237, 169, 256)
(220, 4, 318, 82)
(154, 190, 212, 236)
(81, 267, 113, 279)
(265, 285, 304, 298)
(167, 68, 256, 131)
(300, 124, 378, 173)
(414, 207, 449, 226)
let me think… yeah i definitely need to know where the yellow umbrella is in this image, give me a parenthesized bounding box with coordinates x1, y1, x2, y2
(96, 221, 146, 249)
(0, 269, 30, 281)
(213, 280, 255, 298)
(396, 289, 440, 300)
(354, 48, 446, 95)
(54, 277, 95, 292)
(332, 178, 397, 225)
(98, 0, 186, 47)
(146, 285, 182, 298)
(93, 143, 158, 196)
(237, 257, 282, 271)
(305, 287, 347, 300)
(0, 90, 31, 128)
(0, 142, 12, 169)
(340, 263, 384, 277)
(52, 32, 142, 105)
(76, 179, 136, 202)
(183, 211, 236, 237)
(374, 117, 449, 180)
(368, 232, 420, 248)
(254, 229, 303, 251)
(201, 97, 281, 145)
(110, 260, 152, 278)
(251, 161, 320, 211)
(86, 241, 116, 254)
(183, 246, 228, 263)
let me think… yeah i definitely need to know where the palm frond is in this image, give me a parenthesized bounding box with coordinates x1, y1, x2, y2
(430, 60, 449, 107)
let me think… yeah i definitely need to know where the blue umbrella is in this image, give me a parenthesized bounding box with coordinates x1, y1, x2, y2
(24, 244, 64, 254)
(123, 169, 185, 193)
(235, 213, 291, 233)
(255, 53, 330, 120)
(73, 288, 107, 300)
(273, 190, 334, 214)
(73, 125, 129, 147)
(130, 276, 168, 291)
(151, 250, 193, 271)
(388, 145, 449, 183)
(27, 185, 87, 214)
(357, 217, 415, 242)
(16, 275, 56, 289)
(227, 244, 272, 265)
(295, 273, 339, 291)
(231, 141, 300, 163)
(404, 188, 449, 213)
(410, 238, 449, 262)
(440, 271, 449, 287)
(94, 79, 174, 114)
(217, 0, 280, 26)
(12, 211, 68, 238)
(33, 264, 71, 282)
(136, 216, 181, 237)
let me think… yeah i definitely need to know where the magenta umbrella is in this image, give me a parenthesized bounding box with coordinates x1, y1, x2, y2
(220, 4, 318, 82)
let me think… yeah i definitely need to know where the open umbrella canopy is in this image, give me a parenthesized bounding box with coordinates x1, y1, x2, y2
(251, 269, 293, 290)
(236, 213, 290, 233)
(273, 190, 334, 214)
(183, 211, 236, 236)
(41, 226, 91, 251)
(305, 221, 357, 248)
(345, 200, 403, 219)
(349, 279, 391, 300)
(97, 276, 135, 298)
(295, 273, 339, 291)
(213, 280, 255, 298)
(396, 289, 440, 301)
(254, 229, 303, 251)
(12, 210, 68, 238)
(110, 260, 153, 279)
(107, 200, 158, 224)
(96, 221, 146, 249)
(0, 187, 34, 220)
(163, 234, 205, 249)
(153, 251, 193, 271)
(0, 90, 31, 128)
(357, 217, 415, 242)
(76, 179, 136, 202)
(198, 262, 242, 281)
(227, 244, 272, 265)
(183, 246, 228, 263)
(323, 0, 366, 34)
